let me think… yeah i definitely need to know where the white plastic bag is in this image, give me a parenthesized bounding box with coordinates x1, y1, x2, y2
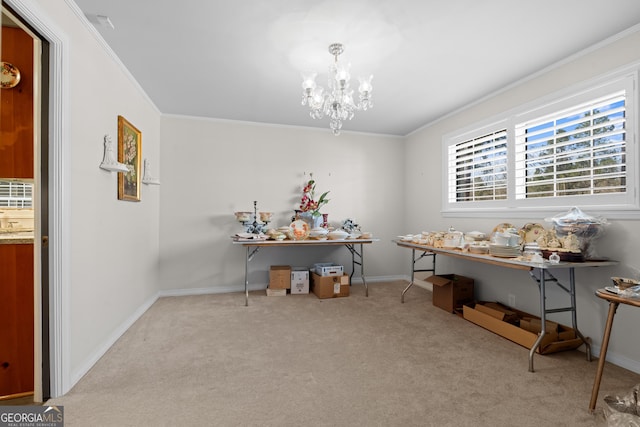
(599, 383, 640, 426)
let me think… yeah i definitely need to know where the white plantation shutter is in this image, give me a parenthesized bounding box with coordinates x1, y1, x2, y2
(448, 129, 508, 203)
(515, 92, 626, 200)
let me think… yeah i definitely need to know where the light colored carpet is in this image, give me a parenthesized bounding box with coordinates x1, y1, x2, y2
(48, 281, 639, 426)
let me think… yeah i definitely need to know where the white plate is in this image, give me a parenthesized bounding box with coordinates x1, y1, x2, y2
(605, 286, 621, 294)
(290, 220, 310, 240)
(1, 61, 21, 89)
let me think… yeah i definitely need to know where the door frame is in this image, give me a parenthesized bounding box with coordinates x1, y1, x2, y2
(5, 0, 71, 398)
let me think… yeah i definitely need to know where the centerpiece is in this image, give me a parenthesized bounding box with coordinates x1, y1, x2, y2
(297, 173, 329, 229)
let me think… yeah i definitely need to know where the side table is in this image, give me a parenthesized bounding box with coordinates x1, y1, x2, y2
(589, 288, 640, 412)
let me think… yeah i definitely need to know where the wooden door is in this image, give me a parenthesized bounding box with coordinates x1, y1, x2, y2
(0, 23, 35, 398)
(0, 244, 34, 397)
(1, 26, 34, 179)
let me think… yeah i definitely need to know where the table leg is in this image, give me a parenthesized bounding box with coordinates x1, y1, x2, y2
(244, 246, 250, 306)
(529, 268, 547, 372)
(401, 251, 436, 303)
(401, 249, 417, 303)
(569, 268, 591, 361)
(360, 243, 368, 297)
(346, 243, 368, 297)
(589, 301, 619, 412)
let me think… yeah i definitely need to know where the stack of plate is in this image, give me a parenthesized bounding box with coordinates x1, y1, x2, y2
(489, 244, 520, 258)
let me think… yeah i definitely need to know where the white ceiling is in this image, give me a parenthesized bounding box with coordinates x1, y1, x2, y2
(73, 0, 640, 136)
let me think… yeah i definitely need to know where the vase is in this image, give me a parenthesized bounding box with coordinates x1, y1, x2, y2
(298, 211, 323, 229)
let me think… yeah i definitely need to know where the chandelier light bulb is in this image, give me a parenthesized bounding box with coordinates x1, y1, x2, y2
(358, 75, 373, 94)
(300, 43, 373, 135)
(301, 72, 317, 91)
(335, 64, 350, 86)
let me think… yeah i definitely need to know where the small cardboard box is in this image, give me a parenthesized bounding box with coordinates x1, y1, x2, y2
(463, 301, 583, 354)
(315, 264, 344, 277)
(266, 288, 287, 297)
(291, 267, 310, 294)
(269, 265, 291, 289)
(426, 274, 475, 313)
(311, 272, 350, 299)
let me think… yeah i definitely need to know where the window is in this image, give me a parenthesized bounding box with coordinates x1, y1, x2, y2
(515, 92, 626, 200)
(448, 129, 508, 202)
(0, 180, 33, 208)
(443, 68, 638, 218)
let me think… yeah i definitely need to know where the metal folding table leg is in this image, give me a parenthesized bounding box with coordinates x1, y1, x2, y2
(244, 246, 260, 306)
(527, 267, 590, 371)
(528, 269, 547, 372)
(401, 250, 436, 303)
(346, 243, 368, 296)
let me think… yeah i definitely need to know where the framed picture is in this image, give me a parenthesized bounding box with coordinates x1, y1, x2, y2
(117, 115, 142, 201)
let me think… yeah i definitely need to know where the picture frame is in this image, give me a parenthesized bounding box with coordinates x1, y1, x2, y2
(117, 115, 142, 201)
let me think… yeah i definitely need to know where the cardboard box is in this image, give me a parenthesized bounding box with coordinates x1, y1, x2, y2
(426, 274, 475, 313)
(315, 264, 344, 277)
(269, 265, 291, 289)
(266, 288, 287, 297)
(463, 301, 583, 354)
(311, 272, 350, 299)
(291, 267, 310, 294)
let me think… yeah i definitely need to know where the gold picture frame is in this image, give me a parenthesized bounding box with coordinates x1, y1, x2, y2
(117, 115, 142, 201)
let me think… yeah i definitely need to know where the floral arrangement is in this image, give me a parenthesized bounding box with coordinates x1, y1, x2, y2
(299, 173, 329, 217)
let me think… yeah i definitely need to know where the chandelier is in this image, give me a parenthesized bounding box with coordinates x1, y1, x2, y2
(301, 43, 373, 135)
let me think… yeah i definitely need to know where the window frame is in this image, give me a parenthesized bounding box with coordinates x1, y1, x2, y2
(442, 65, 639, 219)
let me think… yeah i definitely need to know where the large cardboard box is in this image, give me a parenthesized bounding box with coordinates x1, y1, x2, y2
(463, 301, 583, 354)
(426, 274, 474, 313)
(291, 267, 310, 294)
(269, 265, 291, 289)
(311, 272, 350, 299)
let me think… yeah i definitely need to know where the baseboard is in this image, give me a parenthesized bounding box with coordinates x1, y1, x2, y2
(158, 275, 409, 298)
(69, 292, 159, 388)
(589, 343, 640, 375)
(158, 283, 265, 297)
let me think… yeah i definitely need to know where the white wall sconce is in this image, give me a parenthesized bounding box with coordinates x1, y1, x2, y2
(142, 158, 160, 185)
(99, 134, 128, 172)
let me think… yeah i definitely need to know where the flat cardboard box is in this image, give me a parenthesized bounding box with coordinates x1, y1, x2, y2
(311, 272, 350, 299)
(426, 274, 474, 313)
(269, 265, 291, 289)
(291, 267, 310, 294)
(463, 301, 582, 354)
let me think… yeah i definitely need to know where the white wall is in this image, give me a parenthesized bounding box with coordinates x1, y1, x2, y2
(28, 0, 162, 388)
(159, 117, 406, 295)
(404, 28, 640, 372)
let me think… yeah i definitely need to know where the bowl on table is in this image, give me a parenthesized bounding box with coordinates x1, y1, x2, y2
(327, 230, 349, 240)
(309, 227, 329, 239)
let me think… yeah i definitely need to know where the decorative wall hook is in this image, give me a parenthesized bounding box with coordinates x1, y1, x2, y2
(99, 134, 129, 172)
(142, 158, 160, 185)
